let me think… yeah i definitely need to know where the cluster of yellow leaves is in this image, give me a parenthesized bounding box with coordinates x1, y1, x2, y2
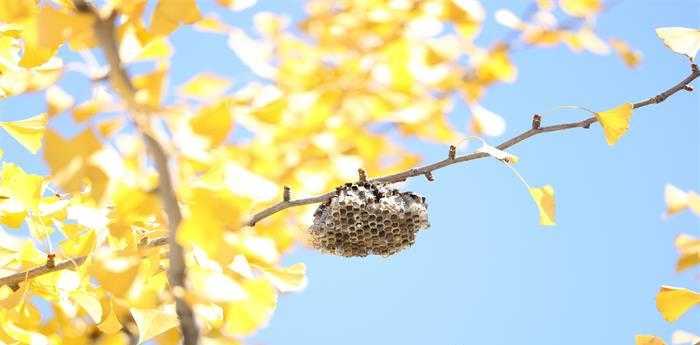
(633, 26, 700, 344)
(639, 26, 700, 336)
(660, 184, 700, 317)
(638, 184, 700, 344)
(495, 0, 642, 68)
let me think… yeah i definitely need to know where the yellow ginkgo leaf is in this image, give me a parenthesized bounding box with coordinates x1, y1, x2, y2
(150, 0, 202, 37)
(0, 0, 34, 22)
(656, 27, 700, 61)
(560, 0, 602, 17)
(218, 0, 258, 11)
(610, 38, 642, 68)
(190, 100, 234, 146)
(1, 319, 50, 345)
(529, 185, 556, 226)
(0, 162, 44, 210)
(46, 86, 74, 116)
(674, 234, 700, 272)
(664, 184, 700, 216)
(37, 5, 95, 50)
(596, 103, 633, 146)
(469, 104, 506, 137)
(0, 113, 48, 153)
(635, 335, 666, 345)
(656, 285, 700, 322)
(671, 330, 700, 345)
(59, 228, 96, 257)
(133, 66, 168, 107)
(72, 290, 103, 323)
(476, 144, 519, 164)
(130, 304, 179, 344)
(98, 299, 123, 335)
(189, 268, 247, 303)
(180, 73, 232, 99)
(256, 262, 308, 293)
(224, 278, 277, 336)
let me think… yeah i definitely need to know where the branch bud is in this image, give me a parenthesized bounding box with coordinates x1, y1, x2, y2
(46, 254, 56, 269)
(358, 169, 367, 182)
(532, 114, 542, 129)
(283, 186, 291, 202)
(448, 145, 456, 160)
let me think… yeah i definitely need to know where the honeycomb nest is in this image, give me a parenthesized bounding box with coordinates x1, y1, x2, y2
(308, 182, 429, 257)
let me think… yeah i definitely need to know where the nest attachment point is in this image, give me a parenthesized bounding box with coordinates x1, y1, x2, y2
(308, 182, 429, 257)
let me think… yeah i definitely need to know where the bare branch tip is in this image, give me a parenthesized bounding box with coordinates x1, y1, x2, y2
(358, 169, 367, 182)
(448, 145, 456, 160)
(46, 254, 56, 269)
(531, 114, 542, 130)
(283, 186, 291, 202)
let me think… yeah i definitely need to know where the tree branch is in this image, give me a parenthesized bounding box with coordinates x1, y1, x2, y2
(71, 1, 199, 344)
(0, 237, 167, 289)
(245, 63, 700, 226)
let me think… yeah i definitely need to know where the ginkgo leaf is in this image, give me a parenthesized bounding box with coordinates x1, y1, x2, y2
(218, 0, 258, 11)
(1, 319, 49, 345)
(0, 162, 44, 211)
(656, 285, 700, 322)
(610, 38, 642, 68)
(529, 185, 556, 226)
(257, 262, 307, 293)
(560, 0, 602, 17)
(664, 184, 700, 216)
(0, 0, 34, 22)
(72, 290, 103, 323)
(224, 278, 277, 336)
(596, 103, 633, 146)
(190, 100, 234, 146)
(180, 73, 232, 99)
(0, 113, 48, 153)
(636, 335, 666, 345)
(476, 144, 519, 164)
(469, 104, 506, 137)
(133, 66, 168, 107)
(59, 228, 96, 257)
(150, 0, 202, 37)
(656, 27, 700, 61)
(98, 299, 123, 334)
(674, 234, 700, 272)
(189, 268, 247, 302)
(130, 304, 179, 344)
(671, 330, 700, 345)
(46, 86, 74, 116)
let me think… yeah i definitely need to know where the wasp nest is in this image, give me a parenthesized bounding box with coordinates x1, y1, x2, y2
(308, 182, 429, 257)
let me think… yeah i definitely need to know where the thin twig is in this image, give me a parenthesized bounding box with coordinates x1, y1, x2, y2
(0, 237, 166, 287)
(244, 64, 700, 226)
(72, 1, 199, 343)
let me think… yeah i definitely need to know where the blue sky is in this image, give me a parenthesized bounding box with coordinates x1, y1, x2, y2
(1, 1, 699, 344)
